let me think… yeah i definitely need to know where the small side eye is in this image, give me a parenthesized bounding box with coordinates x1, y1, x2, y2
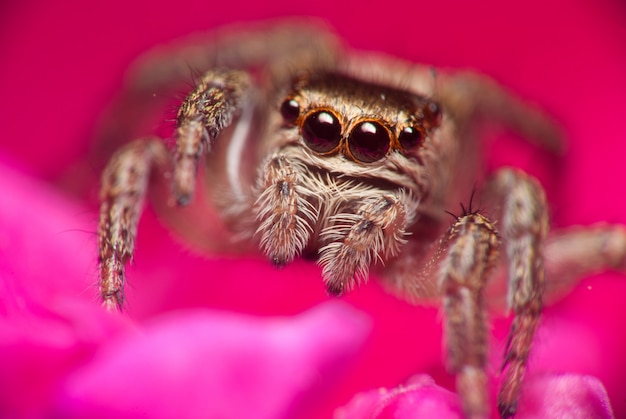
(398, 126, 423, 150)
(280, 98, 300, 123)
(424, 101, 442, 127)
(347, 121, 390, 163)
(302, 110, 342, 153)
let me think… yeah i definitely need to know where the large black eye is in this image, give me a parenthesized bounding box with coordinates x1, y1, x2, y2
(302, 110, 342, 153)
(280, 98, 300, 123)
(398, 126, 423, 150)
(347, 121, 390, 163)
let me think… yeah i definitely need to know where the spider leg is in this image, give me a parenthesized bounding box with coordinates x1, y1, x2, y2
(484, 168, 549, 418)
(440, 212, 500, 419)
(437, 71, 565, 154)
(254, 154, 318, 266)
(544, 223, 626, 299)
(319, 193, 413, 296)
(98, 139, 169, 311)
(125, 19, 340, 96)
(173, 69, 251, 205)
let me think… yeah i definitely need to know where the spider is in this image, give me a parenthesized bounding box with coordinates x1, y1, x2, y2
(96, 20, 626, 419)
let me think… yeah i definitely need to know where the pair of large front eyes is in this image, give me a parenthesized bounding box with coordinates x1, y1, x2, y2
(281, 99, 423, 163)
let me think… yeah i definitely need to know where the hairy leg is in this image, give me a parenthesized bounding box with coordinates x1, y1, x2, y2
(98, 139, 169, 311)
(437, 71, 565, 154)
(173, 69, 252, 204)
(483, 168, 549, 418)
(544, 223, 626, 299)
(125, 19, 340, 95)
(439, 211, 500, 419)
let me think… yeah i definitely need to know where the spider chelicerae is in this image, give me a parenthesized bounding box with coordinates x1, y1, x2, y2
(96, 20, 626, 418)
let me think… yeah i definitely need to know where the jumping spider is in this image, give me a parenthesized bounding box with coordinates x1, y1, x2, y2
(97, 20, 626, 418)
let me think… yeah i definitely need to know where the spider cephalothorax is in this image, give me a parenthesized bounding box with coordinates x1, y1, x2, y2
(97, 20, 626, 418)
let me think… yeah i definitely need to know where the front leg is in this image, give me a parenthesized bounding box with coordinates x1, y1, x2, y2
(98, 139, 169, 311)
(173, 69, 252, 204)
(440, 212, 500, 419)
(485, 168, 549, 418)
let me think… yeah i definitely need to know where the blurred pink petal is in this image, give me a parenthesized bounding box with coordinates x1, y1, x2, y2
(0, 162, 372, 418)
(517, 374, 615, 419)
(0, 161, 133, 416)
(337, 373, 614, 419)
(52, 302, 370, 419)
(0, 298, 132, 418)
(0, 161, 96, 312)
(335, 374, 463, 419)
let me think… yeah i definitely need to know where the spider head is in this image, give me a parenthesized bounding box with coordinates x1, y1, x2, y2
(279, 72, 441, 165)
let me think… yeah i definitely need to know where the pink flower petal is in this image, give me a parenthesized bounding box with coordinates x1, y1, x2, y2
(52, 302, 370, 419)
(0, 161, 134, 416)
(335, 375, 463, 419)
(517, 374, 615, 419)
(337, 373, 614, 419)
(0, 296, 133, 417)
(0, 161, 96, 313)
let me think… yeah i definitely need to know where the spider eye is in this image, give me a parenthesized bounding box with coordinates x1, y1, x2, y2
(348, 121, 390, 163)
(424, 100, 442, 127)
(302, 110, 342, 153)
(280, 98, 300, 123)
(398, 126, 423, 150)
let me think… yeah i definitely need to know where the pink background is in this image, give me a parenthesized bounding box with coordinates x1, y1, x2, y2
(1, 0, 626, 417)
